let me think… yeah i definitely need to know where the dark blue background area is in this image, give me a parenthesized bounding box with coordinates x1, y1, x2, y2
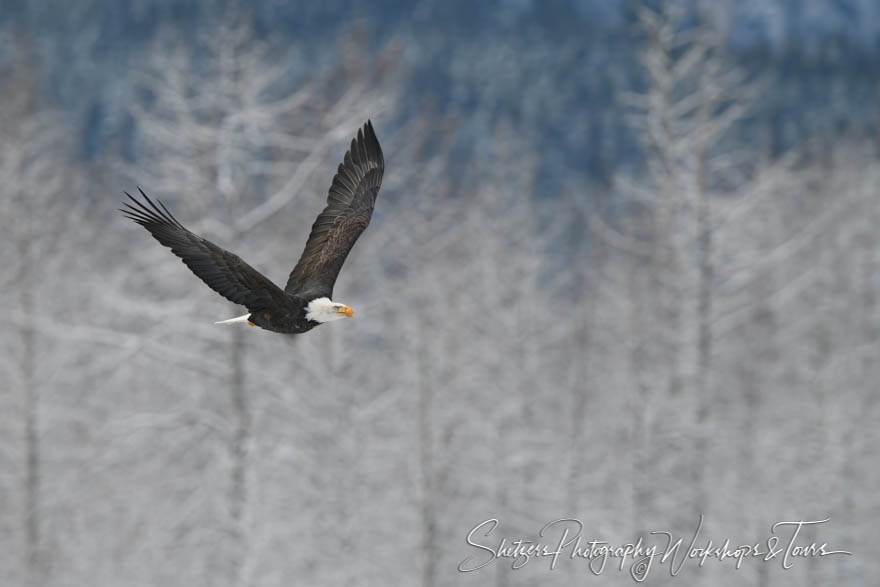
(3, 0, 878, 189)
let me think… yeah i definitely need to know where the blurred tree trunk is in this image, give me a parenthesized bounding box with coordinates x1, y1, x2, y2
(227, 326, 249, 585)
(692, 129, 713, 515)
(19, 216, 41, 587)
(0, 58, 44, 587)
(18, 218, 44, 587)
(611, 0, 782, 531)
(627, 251, 653, 537)
(0, 41, 80, 586)
(416, 316, 436, 587)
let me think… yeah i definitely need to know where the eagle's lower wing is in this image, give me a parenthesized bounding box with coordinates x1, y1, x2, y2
(122, 190, 286, 312)
(284, 120, 384, 299)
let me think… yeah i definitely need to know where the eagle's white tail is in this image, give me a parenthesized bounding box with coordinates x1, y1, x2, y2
(215, 313, 252, 325)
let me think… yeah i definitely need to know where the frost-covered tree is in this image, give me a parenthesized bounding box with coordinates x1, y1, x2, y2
(596, 0, 825, 541)
(113, 15, 396, 586)
(0, 39, 86, 587)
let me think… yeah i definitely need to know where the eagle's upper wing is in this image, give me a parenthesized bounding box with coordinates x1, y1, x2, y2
(284, 120, 384, 299)
(122, 190, 287, 312)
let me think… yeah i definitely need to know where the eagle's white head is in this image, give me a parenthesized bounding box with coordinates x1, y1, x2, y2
(305, 297, 355, 323)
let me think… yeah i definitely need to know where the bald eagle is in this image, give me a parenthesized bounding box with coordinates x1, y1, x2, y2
(121, 120, 384, 334)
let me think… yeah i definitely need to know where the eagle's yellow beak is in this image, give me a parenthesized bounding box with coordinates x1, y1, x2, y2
(337, 305, 355, 318)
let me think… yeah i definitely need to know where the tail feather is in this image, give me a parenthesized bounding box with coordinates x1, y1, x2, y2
(215, 313, 252, 325)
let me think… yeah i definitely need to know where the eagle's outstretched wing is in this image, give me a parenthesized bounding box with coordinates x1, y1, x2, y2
(284, 120, 384, 299)
(121, 190, 286, 312)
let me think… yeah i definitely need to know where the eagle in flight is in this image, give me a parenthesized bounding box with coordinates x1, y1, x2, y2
(122, 120, 384, 334)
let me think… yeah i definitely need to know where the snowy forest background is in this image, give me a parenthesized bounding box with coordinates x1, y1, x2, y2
(1, 0, 878, 585)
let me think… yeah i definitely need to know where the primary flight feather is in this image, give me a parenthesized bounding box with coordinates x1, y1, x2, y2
(121, 120, 384, 334)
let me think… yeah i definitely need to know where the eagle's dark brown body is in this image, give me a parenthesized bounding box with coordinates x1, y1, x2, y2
(121, 121, 384, 334)
(246, 296, 318, 334)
